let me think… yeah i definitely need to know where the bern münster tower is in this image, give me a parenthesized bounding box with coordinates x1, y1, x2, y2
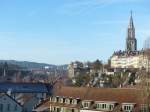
(126, 12, 137, 52)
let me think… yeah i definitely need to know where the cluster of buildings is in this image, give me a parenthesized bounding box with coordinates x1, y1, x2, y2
(110, 12, 149, 70)
(66, 12, 150, 89)
(68, 12, 149, 82)
(67, 60, 107, 87)
(67, 61, 93, 79)
(0, 82, 52, 112)
(1, 81, 147, 112)
(0, 12, 149, 112)
(34, 86, 148, 112)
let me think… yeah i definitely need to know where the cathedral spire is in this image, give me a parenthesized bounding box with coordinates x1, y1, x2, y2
(126, 11, 137, 51)
(128, 11, 134, 29)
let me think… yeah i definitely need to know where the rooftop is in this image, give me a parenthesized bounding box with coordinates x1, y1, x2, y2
(0, 82, 50, 93)
(53, 86, 142, 104)
(112, 50, 143, 57)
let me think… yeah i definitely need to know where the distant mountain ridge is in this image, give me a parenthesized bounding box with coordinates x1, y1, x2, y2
(0, 60, 67, 70)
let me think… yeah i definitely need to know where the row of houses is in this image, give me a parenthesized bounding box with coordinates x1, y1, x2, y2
(35, 86, 148, 112)
(0, 83, 149, 112)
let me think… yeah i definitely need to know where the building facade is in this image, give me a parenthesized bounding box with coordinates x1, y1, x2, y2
(67, 61, 90, 79)
(111, 51, 144, 69)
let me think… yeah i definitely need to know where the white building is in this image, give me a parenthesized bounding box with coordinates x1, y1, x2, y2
(111, 53, 143, 69)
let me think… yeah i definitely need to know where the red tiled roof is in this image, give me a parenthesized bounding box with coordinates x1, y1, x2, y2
(49, 102, 80, 109)
(33, 99, 49, 111)
(54, 86, 142, 104)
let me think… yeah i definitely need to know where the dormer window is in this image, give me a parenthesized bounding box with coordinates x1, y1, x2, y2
(109, 104, 114, 110)
(59, 97, 64, 103)
(72, 99, 77, 105)
(95, 101, 116, 111)
(50, 97, 52, 102)
(122, 103, 135, 112)
(51, 97, 57, 102)
(83, 102, 89, 108)
(82, 100, 92, 109)
(65, 98, 70, 104)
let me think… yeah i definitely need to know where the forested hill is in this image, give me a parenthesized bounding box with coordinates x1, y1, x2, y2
(0, 60, 67, 70)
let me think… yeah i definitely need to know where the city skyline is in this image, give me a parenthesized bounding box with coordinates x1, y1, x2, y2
(0, 0, 150, 64)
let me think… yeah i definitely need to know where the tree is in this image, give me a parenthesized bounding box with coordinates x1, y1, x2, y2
(111, 72, 129, 87)
(92, 59, 103, 71)
(74, 73, 91, 87)
(139, 37, 150, 111)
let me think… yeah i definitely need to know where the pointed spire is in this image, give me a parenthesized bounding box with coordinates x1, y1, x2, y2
(128, 10, 134, 29)
(126, 11, 137, 51)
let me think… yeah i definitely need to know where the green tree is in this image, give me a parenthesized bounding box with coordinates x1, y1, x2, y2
(74, 74, 90, 87)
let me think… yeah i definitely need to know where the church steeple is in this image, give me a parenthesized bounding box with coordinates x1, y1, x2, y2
(126, 11, 137, 51)
(128, 11, 134, 29)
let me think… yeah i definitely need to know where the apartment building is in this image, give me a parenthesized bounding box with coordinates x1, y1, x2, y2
(111, 51, 144, 69)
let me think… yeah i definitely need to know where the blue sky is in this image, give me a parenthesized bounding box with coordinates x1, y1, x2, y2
(0, 0, 150, 64)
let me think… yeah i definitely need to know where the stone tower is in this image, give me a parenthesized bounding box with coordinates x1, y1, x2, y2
(126, 11, 137, 52)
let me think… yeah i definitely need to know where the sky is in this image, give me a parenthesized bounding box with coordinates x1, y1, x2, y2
(0, 0, 150, 65)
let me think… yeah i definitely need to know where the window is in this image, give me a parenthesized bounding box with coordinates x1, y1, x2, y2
(0, 104, 3, 111)
(56, 107, 60, 112)
(102, 104, 106, 109)
(65, 98, 70, 104)
(59, 98, 64, 103)
(82, 102, 90, 108)
(52, 97, 57, 102)
(7, 104, 10, 111)
(14, 105, 17, 111)
(71, 109, 74, 112)
(96, 103, 100, 109)
(84, 102, 89, 107)
(72, 99, 77, 105)
(109, 104, 114, 110)
(95, 103, 114, 111)
(50, 97, 52, 102)
(122, 104, 134, 112)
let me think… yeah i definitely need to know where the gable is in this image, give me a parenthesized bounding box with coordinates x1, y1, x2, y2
(0, 94, 22, 108)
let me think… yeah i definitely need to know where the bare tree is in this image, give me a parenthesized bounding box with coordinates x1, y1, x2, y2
(144, 37, 150, 50)
(139, 37, 150, 111)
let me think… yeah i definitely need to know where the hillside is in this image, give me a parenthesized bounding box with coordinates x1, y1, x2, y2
(0, 60, 67, 70)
